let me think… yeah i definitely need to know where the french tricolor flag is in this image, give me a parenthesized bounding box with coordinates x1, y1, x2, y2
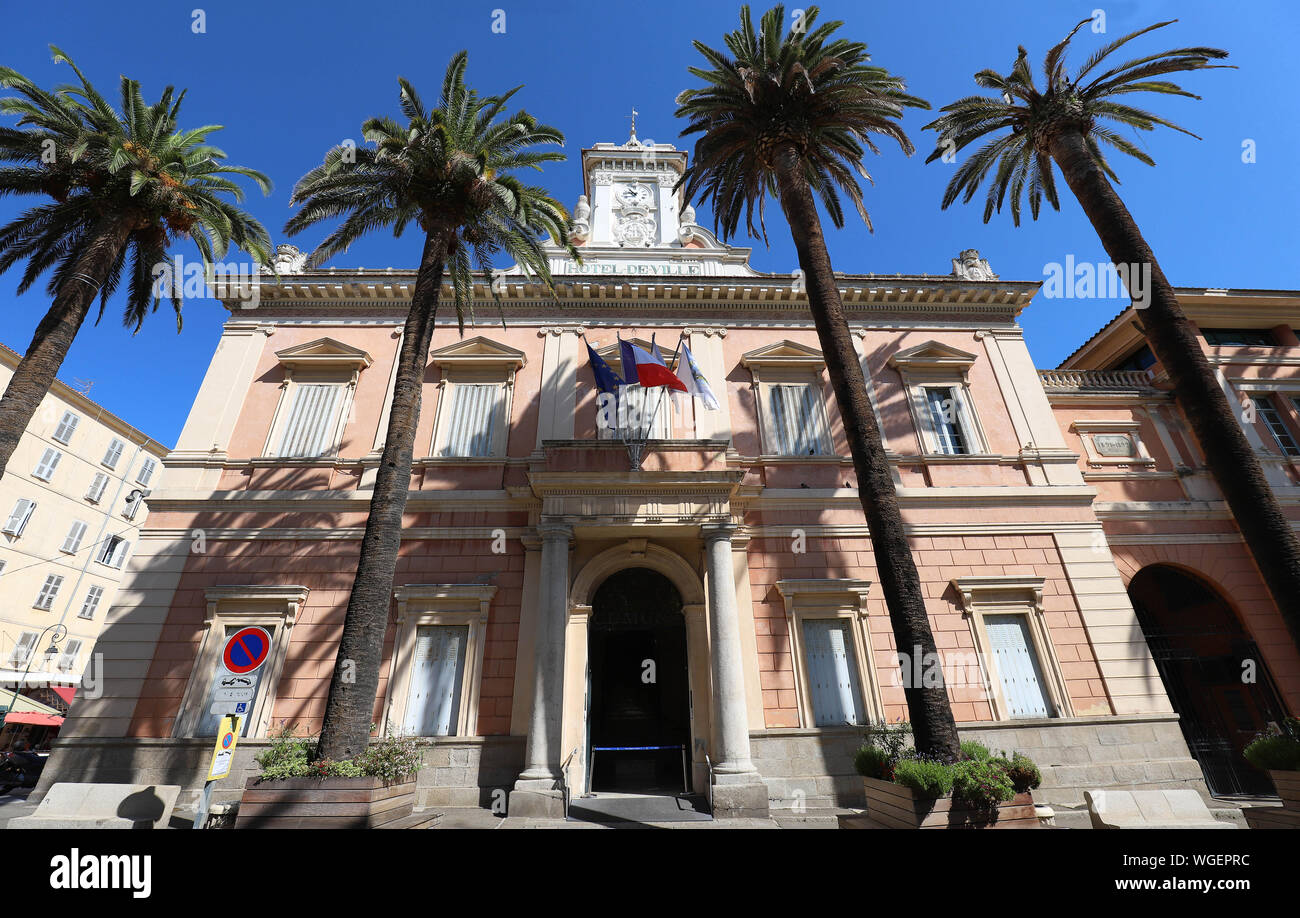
(619, 337, 688, 391)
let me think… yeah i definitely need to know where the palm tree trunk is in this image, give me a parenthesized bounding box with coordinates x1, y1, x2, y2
(773, 144, 962, 758)
(0, 219, 131, 478)
(1049, 128, 1300, 653)
(316, 229, 449, 761)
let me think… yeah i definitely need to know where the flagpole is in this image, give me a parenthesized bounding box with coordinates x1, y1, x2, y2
(642, 330, 689, 458)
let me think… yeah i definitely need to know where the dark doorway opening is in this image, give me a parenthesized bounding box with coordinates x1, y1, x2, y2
(1128, 565, 1289, 796)
(588, 568, 691, 794)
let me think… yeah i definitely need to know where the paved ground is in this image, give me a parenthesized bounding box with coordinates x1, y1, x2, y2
(0, 789, 40, 829)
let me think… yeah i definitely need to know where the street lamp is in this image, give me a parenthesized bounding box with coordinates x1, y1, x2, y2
(0, 623, 67, 736)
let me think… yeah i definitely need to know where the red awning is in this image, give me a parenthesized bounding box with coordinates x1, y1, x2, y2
(50, 686, 75, 706)
(2, 711, 63, 726)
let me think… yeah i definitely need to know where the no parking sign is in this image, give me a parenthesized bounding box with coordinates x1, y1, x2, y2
(222, 627, 271, 675)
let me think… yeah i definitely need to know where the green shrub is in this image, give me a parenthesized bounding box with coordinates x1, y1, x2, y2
(894, 757, 955, 799)
(952, 759, 1015, 809)
(854, 720, 912, 779)
(1006, 752, 1042, 793)
(854, 744, 895, 781)
(254, 724, 423, 782)
(1244, 735, 1300, 771)
(959, 740, 990, 762)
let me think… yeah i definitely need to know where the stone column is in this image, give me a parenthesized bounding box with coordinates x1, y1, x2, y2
(702, 522, 769, 817)
(509, 521, 572, 817)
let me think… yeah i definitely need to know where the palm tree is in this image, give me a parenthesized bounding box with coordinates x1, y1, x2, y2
(676, 5, 962, 758)
(0, 47, 272, 478)
(286, 52, 573, 761)
(924, 20, 1300, 653)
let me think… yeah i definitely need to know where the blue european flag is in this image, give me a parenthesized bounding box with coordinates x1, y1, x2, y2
(586, 342, 625, 395)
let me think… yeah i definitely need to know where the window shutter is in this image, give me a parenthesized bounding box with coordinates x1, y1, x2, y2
(98, 536, 129, 568)
(769, 386, 795, 454)
(33, 447, 62, 480)
(86, 472, 110, 502)
(278, 384, 342, 458)
(802, 619, 865, 726)
(442, 383, 500, 457)
(984, 614, 1052, 718)
(137, 457, 158, 486)
(79, 585, 104, 619)
(3, 499, 35, 536)
(61, 520, 89, 553)
(35, 574, 64, 611)
(103, 439, 125, 468)
(9, 632, 38, 667)
(404, 625, 469, 735)
(53, 411, 79, 444)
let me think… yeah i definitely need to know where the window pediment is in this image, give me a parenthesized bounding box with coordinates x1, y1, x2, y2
(428, 336, 526, 371)
(888, 341, 978, 375)
(274, 338, 372, 373)
(740, 340, 825, 370)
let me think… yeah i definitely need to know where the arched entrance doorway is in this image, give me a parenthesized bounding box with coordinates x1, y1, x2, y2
(587, 568, 691, 793)
(1128, 565, 1288, 796)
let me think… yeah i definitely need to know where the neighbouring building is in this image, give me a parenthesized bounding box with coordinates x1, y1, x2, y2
(34, 131, 1298, 817)
(0, 342, 167, 724)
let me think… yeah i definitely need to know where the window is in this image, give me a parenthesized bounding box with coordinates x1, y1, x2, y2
(86, 472, 110, 503)
(61, 520, 89, 554)
(0, 559, 6, 576)
(1203, 328, 1275, 347)
(888, 341, 987, 456)
(173, 586, 307, 738)
(102, 438, 125, 469)
(1253, 396, 1300, 456)
(924, 386, 970, 455)
(437, 383, 504, 456)
(33, 447, 62, 481)
(952, 576, 1073, 721)
(136, 457, 158, 486)
(403, 625, 469, 736)
(775, 579, 881, 730)
(52, 411, 79, 444)
(802, 619, 866, 726)
(57, 639, 83, 672)
(596, 384, 675, 441)
(1112, 344, 1158, 373)
(96, 535, 129, 569)
(79, 585, 104, 620)
(3, 499, 36, 537)
(277, 383, 345, 457)
(983, 614, 1053, 719)
(768, 384, 831, 455)
(389, 584, 495, 738)
(34, 574, 64, 611)
(7, 632, 38, 668)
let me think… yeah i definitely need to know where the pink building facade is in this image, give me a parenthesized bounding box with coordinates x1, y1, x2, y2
(38, 137, 1297, 817)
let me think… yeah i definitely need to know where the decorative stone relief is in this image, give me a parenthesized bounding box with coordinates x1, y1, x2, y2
(950, 248, 998, 281)
(260, 244, 308, 275)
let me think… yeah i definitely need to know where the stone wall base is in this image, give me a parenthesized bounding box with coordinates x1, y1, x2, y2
(33, 734, 526, 813)
(752, 715, 1208, 810)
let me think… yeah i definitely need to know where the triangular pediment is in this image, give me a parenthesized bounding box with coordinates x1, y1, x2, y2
(275, 337, 372, 371)
(887, 340, 978, 371)
(428, 335, 526, 369)
(740, 340, 825, 368)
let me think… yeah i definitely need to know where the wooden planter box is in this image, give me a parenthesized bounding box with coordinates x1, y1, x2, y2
(1244, 770, 1300, 829)
(861, 776, 1040, 829)
(234, 776, 415, 829)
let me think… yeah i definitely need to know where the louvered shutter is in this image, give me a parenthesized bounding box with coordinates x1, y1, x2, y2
(442, 384, 500, 457)
(62, 520, 88, 553)
(404, 625, 468, 736)
(802, 619, 865, 726)
(86, 473, 110, 502)
(278, 384, 342, 457)
(53, 411, 79, 444)
(984, 614, 1052, 718)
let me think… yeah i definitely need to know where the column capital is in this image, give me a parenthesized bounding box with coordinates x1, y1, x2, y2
(536, 521, 574, 543)
(701, 521, 738, 543)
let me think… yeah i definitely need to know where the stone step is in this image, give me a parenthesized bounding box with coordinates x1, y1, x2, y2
(376, 809, 443, 830)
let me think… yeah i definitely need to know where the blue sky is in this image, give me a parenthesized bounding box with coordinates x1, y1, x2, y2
(2, 0, 1296, 446)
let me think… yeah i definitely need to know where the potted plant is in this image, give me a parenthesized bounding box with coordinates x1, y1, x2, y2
(845, 722, 1042, 829)
(1241, 717, 1300, 829)
(234, 725, 426, 829)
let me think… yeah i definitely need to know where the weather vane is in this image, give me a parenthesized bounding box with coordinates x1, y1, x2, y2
(628, 107, 638, 140)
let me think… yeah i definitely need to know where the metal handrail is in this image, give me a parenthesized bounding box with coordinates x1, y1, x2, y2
(704, 754, 715, 815)
(560, 747, 578, 820)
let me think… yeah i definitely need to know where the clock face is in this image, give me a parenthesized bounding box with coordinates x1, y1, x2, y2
(619, 183, 651, 206)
